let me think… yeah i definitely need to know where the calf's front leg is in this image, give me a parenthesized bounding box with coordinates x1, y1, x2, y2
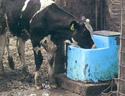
(33, 46, 43, 89)
(41, 37, 57, 87)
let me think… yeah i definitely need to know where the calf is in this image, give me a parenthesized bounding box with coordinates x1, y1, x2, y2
(1, 0, 94, 89)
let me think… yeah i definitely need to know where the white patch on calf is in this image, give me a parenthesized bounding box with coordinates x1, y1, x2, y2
(30, 0, 54, 23)
(21, 0, 31, 12)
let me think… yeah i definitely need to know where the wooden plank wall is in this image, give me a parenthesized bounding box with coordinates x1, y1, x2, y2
(54, 0, 97, 30)
(54, 0, 122, 32)
(105, 0, 121, 32)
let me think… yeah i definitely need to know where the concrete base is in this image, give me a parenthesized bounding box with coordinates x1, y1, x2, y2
(56, 74, 116, 96)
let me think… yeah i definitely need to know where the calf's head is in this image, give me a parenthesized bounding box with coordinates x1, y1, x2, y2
(69, 19, 95, 49)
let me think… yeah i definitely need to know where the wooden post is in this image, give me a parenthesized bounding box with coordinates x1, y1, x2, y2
(117, 0, 125, 95)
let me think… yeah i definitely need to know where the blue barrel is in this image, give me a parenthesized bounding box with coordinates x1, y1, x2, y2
(67, 31, 120, 82)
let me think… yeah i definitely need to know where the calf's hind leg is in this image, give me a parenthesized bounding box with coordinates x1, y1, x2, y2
(6, 34, 15, 70)
(16, 38, 27, 71)
(0, 33, 6, 75)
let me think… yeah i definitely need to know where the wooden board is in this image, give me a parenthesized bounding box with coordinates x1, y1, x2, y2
(55, 74, 115, 96)
(93, 31, 120, 36)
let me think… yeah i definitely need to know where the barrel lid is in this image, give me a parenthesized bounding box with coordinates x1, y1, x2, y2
(93, 30, 120, 37)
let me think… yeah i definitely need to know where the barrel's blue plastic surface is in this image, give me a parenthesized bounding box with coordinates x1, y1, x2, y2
(67, 34, 119, 82)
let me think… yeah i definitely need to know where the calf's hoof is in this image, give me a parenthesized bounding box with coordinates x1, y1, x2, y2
(49, 77, 57, 88)
(20, 65, 29, 76)
(35, 85, 42, 90)
(22, 65, 28, 72)
(42, 82, 57, 89)
(50, 82, 57, 89)
(48, 79, 57, 89)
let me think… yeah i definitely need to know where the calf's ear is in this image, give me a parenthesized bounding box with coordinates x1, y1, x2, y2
(83, 19, 93, 34)
(69, 21, 79, 32)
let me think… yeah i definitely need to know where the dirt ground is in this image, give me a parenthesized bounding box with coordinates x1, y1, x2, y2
(0, 37, 80, 96)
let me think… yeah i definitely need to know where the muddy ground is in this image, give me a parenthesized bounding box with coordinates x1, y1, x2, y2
(0, 37, 80, 96)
